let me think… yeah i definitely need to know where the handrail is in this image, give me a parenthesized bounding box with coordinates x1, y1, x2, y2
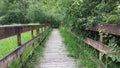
(86, 24, 120, 36)
(85, 24, 120, 61)
(0, 24, 50, 68)
(69, 24, 120, 62)
(0, 24, 46, 40)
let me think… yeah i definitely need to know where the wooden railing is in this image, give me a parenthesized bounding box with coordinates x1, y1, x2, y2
(85, 24, 120, 61)
(0, 24, 50, 68)
(86, 24, 120, 36)
(68, 24, 120, 68)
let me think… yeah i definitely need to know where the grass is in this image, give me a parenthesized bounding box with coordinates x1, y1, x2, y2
(59, 27, 102, 68)
(60, 27, 120, 68)
(22, 43, 45, 68)
(22, 28, 52, 68)
(0, 27, 51, 68)
(0, 36, 17, 58)
(0, 30, 37, 58)
(0, 31, 33, 68)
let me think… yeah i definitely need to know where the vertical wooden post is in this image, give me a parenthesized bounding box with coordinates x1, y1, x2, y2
(45, 25, 47, 31)
(36, 28, 39, 35)
(46, 25, 48, 36)
(31, 30, 34, 46)
(36, 28, 40, 42)
(44, 25, 47, 36)
(99, 33, 103, 61)
(41, 27, 44, 41)
(40, 27, 43, 42)
(17, 34, 21, 46)
(17, 33, 22, 67)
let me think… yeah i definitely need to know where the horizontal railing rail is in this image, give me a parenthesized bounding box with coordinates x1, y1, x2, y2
(0, 24, 50, 68)
(68, 24, 120, 68)
(83, 37, 110, 53)
(85, 24, 120, 60)
(0, 24, 46, 40)
(86, 24, 120, 36)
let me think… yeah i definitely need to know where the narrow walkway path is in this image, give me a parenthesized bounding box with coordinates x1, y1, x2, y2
(35, 29, 75, 68)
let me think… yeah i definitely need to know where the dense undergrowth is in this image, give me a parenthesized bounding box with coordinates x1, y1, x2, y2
(60, 27, 120, 68)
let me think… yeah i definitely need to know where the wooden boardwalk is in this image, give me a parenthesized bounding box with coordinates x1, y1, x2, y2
(35, 29, 75, 68)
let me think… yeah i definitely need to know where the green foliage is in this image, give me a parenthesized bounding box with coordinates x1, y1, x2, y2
(0, 36, 17, 58)
(60, 27, 120, 68)
(0, 0, 29, 24)
(0, 30, 32, 58)
(0, 27, 52, 68)
(0, 0, 120, 67)
(0, 0, 120, 25)
(60, 27, 100, 68)
(60, 0, 120, 30)
(0, 0, 62, 25)
(59, 1, 120, 67)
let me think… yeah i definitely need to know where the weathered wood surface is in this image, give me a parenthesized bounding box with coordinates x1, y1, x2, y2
(86, 24, 120, 36)
(83, 37, 110, 53)
(0, 33, 41, 68)
(0, 24, 46, 40)
(68, 30, 106, 68)
(0, 24, 49, 68)
(68, 30, 110, 53)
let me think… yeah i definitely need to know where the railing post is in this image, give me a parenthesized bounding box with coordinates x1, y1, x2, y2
(36, 28, 40, 42)
(45, 24, 47, 31)
(42, 26, 44, 40)
(99, 33, 103, 61)
(45, 25, 48, 36)
(31, 30, 34, 46)
(46, 25, 49, 35)
(17, 29, 22, 67)
(17, 34, 21, 46)
(0, 24, 50, 68)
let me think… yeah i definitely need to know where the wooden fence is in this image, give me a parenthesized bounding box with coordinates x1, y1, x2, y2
(85, 24, 120, 61)
(0, 24, 50, 68)
(68, 24, 120, 68)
